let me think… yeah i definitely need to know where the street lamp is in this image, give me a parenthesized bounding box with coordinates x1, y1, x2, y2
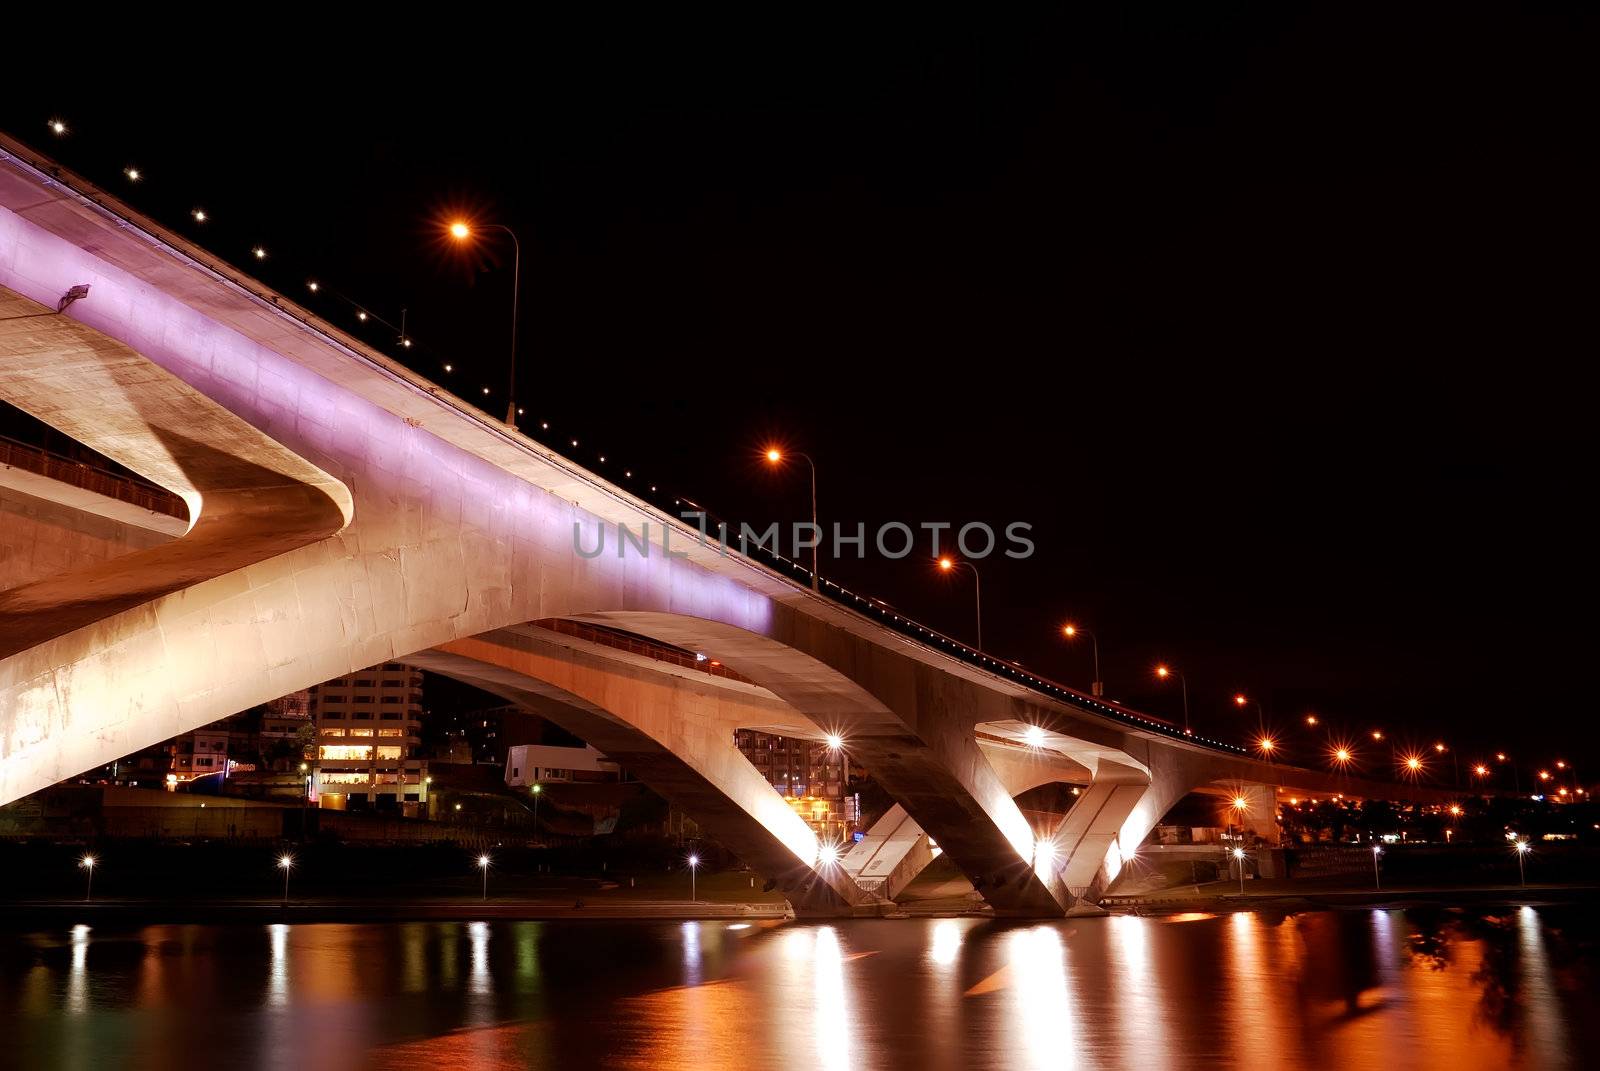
(477, 854, 491, 901)
(278, 854, 293, 905)
(687, 853, 700, 902)
(80, 855, 96, 902)
(1435, 742, 1460, 786)
(1496, 752, 1521, 793)
(763, 448, 820, 591)
(1231, 846, 1248, 895)
(1155, 665, 1190, 735)
(824, 734, 844, 751)
(937, 557, 982, 651)
(1403, 754, 1424, 779)
(1061, 624, 1102, 697)
(1234, 694, 1266, 740)
(1371, 844, 1382, 890)
(446, 220, 523, 425)
(532, 782, 542, 831)
(1256, 736, 1277, 760)
(1515, 840, 1530, 886)
(1331, 745, 1355, 770)
(1304, 713, 1319, 727)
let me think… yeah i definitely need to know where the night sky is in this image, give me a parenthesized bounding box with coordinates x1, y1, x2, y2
(3, 10, 1592, 771)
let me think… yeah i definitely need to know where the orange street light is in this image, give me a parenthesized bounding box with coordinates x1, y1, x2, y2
(1256, 736, 1277, 758)
(763, 447, 820, 591)
(1332, 746, 1354, 768)
(1371, 730, 1385, 741)
(1061, 623, 1102, 697)
(1304, 714, 1319, 727)
(936, 556, 982, 651)
(445, 218, 522, 424)
(1155, 665, 1190, 734)
(1234, 694, 1265, 738)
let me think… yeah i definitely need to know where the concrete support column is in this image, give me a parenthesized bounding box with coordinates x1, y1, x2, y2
(840, 803, 932, 901)
(413, 630, 883, 917)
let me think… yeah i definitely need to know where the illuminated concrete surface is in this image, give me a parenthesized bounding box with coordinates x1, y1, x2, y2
(0, 136, 1463, 915)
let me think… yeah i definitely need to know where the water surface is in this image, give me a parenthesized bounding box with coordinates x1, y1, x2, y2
(2, 907, 1595, 1069)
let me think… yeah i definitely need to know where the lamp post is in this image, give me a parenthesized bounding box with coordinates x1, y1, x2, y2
(937, 557, 982, 651)
(478, 854, 491, 901)
(532, 782, 542, 832)
(1061, 624, 1102, 697)
(278, 854, 293, 905)
(687, 853, 700, 902)
(446, 221, 523, 425)
(80, 855, 96, 902)
(1515, 840, 1529, 886)
(1231, 846, 1247, 895)
(763, 448, 820, 591)
(1234, 694, 1266, 741)
(1371, 844, 1382, 890)
(1155, 665, 1190, 735)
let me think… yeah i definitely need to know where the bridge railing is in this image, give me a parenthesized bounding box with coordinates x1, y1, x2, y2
(0, 433, 188, 522)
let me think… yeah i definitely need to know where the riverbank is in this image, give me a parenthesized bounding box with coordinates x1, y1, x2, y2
(0, 896, 791, 927)
(1100, 880, 1600, 915)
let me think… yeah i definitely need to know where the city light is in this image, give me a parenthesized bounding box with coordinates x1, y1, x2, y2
(477, 854, 491, 899)
(278, 854, 293, 870)
(818, 843, 839, 866)
(1304, 714, 1318, 726)
(1024, 725, 1047, 748)
(278, 854, 293, 903)
(1474, 764, 1488, 777)
(1232, 796, 1248, 811)
(1332, 746, 1353, 767)
(1256, 736, 1276, 755)
(1404, 755, 1423, 774)
(765, 447, 782, 462)
(1449, 804, 1463, 817)
(449, 221, 471, 239)
(252, 247, 267, 260)
(938, 557, 954, 571)
(825, 734, 844, 750)
(1434, 742, 1447, 753)
(124, 167, 141, 181)
(1371, 730, 1385, 741)
(1234, 694, 1247, 707)
(49, 118, 67, 135)
(1156, 666, 1169, 677)
(80, 854, 95, 902)
(192, 208, 207, 222)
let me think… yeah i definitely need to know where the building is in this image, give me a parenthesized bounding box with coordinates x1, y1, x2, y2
(734, 729, 858, 836)
(310, 662, 429, 814)
(505, 744, 624, 786)
(429, 704, 510, 765)
(167, 727, 230, 785)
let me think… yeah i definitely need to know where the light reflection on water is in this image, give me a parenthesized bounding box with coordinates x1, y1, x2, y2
(1, 907, 1596, 1070)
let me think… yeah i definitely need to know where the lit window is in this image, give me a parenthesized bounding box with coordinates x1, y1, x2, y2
(319, 745, 374, 761)
(349, 728, 375, 738)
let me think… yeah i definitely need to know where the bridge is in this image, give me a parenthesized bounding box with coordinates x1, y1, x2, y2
(0, 134, 1459, 916)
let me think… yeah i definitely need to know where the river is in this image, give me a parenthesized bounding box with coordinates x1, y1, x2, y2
(1, 906, 1596, 1069)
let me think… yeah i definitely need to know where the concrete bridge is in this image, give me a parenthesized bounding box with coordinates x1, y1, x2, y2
(0, 135, 1458, 915)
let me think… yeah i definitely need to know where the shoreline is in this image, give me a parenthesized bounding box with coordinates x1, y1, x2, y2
(5, 882, 1600, 927)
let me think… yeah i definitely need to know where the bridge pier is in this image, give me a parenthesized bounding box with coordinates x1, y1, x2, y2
(413, 627, 885, 917)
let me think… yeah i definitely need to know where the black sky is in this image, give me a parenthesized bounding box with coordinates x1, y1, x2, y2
(3, 9, 1593, 770)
